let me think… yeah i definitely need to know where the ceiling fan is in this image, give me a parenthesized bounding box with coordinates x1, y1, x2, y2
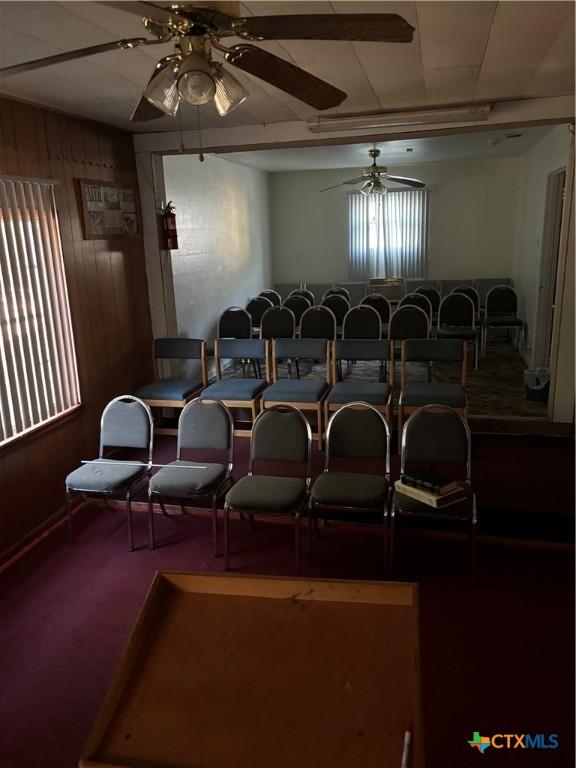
(0, 2, 415, 122)
(319, 148, 425, 196)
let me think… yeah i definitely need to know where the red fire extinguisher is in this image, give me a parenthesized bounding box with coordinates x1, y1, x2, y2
(162, 201, 178, 250)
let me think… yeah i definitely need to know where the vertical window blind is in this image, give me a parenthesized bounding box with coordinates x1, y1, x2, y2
(0, 177, 80, 446)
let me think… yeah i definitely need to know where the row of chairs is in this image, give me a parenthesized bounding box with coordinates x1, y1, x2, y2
(132, 336, 468, 445)
(65, 397, 476, 573)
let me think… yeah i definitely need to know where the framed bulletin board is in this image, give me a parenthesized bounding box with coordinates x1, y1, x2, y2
(78, 179, 140, 239)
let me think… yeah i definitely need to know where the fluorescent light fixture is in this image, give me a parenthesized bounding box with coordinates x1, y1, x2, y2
(144, 60, 180, 116)
(213, 65, 248, 116)
(308, 104, 492, 133)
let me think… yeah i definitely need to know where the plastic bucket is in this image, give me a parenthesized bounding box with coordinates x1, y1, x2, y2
(523, 368, 550, 402)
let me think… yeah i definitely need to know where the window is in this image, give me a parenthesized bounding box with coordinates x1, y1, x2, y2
(348, 189, 429, 280)
(0, 177, 80, 447)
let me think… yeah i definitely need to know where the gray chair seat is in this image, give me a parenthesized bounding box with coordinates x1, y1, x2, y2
(483, 316, 523, 327)
(326, 382, 391, 405)
(311, 472, 388, 507)
(436, 327, 480, 340)
(149, 461, 226, 496)
(262, 379, 328, 403)
(135, 378, 202, 401)
(66, 459, 147, 493)
(400, 383, 467, 408)
(201, 378, 267, 401)
(226, 475, 306, 512)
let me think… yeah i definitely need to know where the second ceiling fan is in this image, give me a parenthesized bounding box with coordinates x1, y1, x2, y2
(319, 148, 426, 196)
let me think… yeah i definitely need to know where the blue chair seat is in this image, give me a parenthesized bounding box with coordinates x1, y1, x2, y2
(135, 378, 202, 402)
(66, 459, 147, 494)
(400, 383, 467, 408)
(326, 382, 391, 405)
(262, 379, 328, 403)
(201, 378, 267, 401)
(149, 461, 226, 496)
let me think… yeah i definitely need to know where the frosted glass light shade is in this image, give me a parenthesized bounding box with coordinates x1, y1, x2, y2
(144, 62, 180, 116)
(177, 53, 216, 105)
(213, 66, 248, 116)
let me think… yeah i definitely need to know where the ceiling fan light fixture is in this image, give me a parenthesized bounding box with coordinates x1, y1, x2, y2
(143, 60, 180, 116)
(177, 52, 216, 106)
(213, 65, 248, 117)
(361, 178, 386, 196)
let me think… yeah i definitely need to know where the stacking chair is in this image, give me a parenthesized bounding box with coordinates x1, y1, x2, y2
(309, 402, 391, 566)
(260, 305, 296, 340)
(342, 304, 381, 340)
(283, 293, 311, 330)
(223, 405, 312, 571)
(361, 293, 391, 335)
(148, 398, 234, 555)
(299, 305, 337, 340)
(262, 337, 331, 447)
(399, 292, 433, 325)
(321, 294, 349, 333)
(326, 339, 393, 427)
(217, 306, 251, 339)
(482, 285, 524, 354)
(391, 404, 477, 574)
(134, 338, 208, 435)
(437, 292, 480, 369)
(259, 289, 282, 306)
(397, 339, 468, 437)
(388, 305, 430, 342)
(65, 395, 153, 551)
(201, 338, 269, 435)
(453, 286, 480, 319)
(246, 295, 273, 335)
(323, 287, 351, 302)
(415, 286, 441, 319)
(288, 287, 315, 306)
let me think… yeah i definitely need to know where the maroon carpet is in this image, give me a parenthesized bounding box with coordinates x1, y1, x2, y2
(0, 434, 574, 768)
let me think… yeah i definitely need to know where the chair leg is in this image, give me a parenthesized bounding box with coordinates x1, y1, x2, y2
(224, 503, 230, 570)
(308, 502, 314, 564)
(148, 495, 155, 550)
(294, 515, 301, 575)
(474, 339, 479, 370)
(389, 511, 396, 576)
(66, 489, 74, 544)
(212, 495, 220, 557)
(126, 491, 134, 552)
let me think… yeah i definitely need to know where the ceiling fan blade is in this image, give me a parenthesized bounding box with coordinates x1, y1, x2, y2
(225, 45, 346, 110)
(385, 175, 426, 189)
(97, 1, 188, 28)
(130, 96, 166, 122)
(0, 38, 160, 76)
(235, 14, 414, 42)
(343, 177, 366, 185)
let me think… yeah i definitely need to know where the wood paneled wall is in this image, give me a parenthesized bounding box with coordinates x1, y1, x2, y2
(0, 96, 154, 558)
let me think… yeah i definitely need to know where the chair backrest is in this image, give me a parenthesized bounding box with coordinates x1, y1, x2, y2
(438, 293, 475, 329)
(453, 286, 480, 315)
(415, 286, 441, 313)
(214, 339, 269, 380)
(283, 294, 312, 324)
(399, 292, 433, 321)
(342, 304, 381, 339)
(272, 338, 329, 381)
(323, 287, 351, 302)
(361, 293, 391, 324)
(400, 339, 467, 387)
(299, 305, 337, 340)
(250, 405, 312, 479)
(99, 395, 153, 462)
(154, 338, 205, 359)
(259, 289, 281, 306)
(439, 279, 472, 297)
(325, 403, 391, 474)
(218, 307, 252, 339)
(321, 294, 349, 325)
(289, 288, 315, 305)
(246, 296, 273, 326)
(401, 405, 471, 481)
(485, 284, 518, 316)
(389, 305, 430, 340)
(476, 277, 511, 305)
(177, 398, 233, 468)
(260, 306, 296, 339)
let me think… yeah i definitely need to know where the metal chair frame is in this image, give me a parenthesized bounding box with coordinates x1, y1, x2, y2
(223, 405, 312, 572)
(217, 306, 252, 339)
(148, 398, 235, 556)
(246, 295, 274, 335)
(66, 395, 154, 551)
(399, 292, 433, 324)
(288, 288, 315, 306)
(342, 304, 382, 340)
(482, 284, 524, 354)
(259, 289, 282, 306)
(322, 287, 351, 302)
(437, 292, 479, 370)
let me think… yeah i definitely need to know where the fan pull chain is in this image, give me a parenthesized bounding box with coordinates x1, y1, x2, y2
(196, 105, 205, 162)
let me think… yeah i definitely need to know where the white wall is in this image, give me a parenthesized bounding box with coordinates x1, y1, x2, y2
(513, 125, 571, 363)
(269, 157, 523, 283)
(163, 153, 271, 373)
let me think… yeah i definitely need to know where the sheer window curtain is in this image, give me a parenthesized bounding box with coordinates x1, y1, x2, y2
(0, 177, 80, 445)
(348, 189, 428, 280)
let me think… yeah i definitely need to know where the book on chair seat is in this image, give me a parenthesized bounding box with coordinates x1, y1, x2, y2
(394, 480, 467, 508)
(400, 473, 462, 496)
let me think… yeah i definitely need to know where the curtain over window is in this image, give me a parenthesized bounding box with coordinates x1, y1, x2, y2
(0, 177, 80, 446)
(348, 189, 428, 280)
